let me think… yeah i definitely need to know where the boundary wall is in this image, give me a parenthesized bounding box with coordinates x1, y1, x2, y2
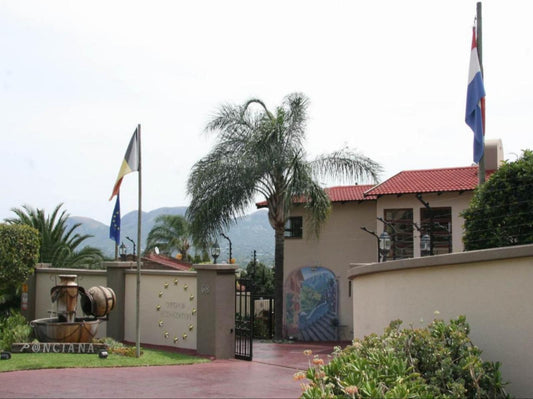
(24, 262, 237, 359)
(349, 244, 533, 398)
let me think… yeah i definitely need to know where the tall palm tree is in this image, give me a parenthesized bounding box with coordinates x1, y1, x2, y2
(5, 204, 103, 269)
(145, 214, 192, 260)
(186, 93, 381, 339)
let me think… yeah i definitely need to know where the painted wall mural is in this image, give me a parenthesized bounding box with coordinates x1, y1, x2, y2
(284, 266, 338, 341)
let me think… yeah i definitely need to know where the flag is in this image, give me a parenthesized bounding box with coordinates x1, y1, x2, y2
(109, 127, 140, 200)
(109, 193, 121, 245)
(465, 26, 486, 164)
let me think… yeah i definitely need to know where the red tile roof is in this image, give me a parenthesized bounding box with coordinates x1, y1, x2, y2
(256, 185, 375, 208)
(142, 253, 192, 271)
(326, 185, 376, 202)
(255, 166, 493, 207)
(364, 166, 493, 196)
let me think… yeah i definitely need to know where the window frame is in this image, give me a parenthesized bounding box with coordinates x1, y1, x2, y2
(284, 216, 303, 239)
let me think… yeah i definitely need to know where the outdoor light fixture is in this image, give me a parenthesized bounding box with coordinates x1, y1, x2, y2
(379, 231, 391, 262)
(126, 236, 136, 256)
(221, 233, 232, 264)
(421, 234, 431, 255)
(0, 352, 11, 360)
(119, 242, 127, 261)
(211, 241, 220, 264)
(98, 349, 108, 359)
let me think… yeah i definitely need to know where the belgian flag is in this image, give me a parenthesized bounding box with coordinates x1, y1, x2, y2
(109, 127, 140, 200)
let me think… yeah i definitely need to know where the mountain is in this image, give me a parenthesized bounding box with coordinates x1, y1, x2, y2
(67, 207, 274, 267)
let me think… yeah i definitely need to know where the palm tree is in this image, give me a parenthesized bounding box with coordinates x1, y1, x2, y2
(186, 93, 381, 340)
(145, 214, 192, 260)
(5, 204, 103, 268)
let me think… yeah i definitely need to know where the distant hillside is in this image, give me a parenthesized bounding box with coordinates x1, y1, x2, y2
(67, 207, 274, 267)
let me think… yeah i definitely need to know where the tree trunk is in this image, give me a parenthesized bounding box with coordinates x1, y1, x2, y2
(273, 227, 285, 341)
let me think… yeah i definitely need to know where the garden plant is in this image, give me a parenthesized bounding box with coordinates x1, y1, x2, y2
(295, 316, 509, 398)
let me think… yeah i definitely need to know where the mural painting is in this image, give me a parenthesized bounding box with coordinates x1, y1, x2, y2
(284, 266, 338, 341)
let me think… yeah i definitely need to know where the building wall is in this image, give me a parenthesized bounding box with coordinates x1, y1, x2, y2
(285, 201, 377, 339)
(375, 191, 473, 256)
(349, 244, 533, 398)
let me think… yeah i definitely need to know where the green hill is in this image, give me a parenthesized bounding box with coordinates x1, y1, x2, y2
(67, 208, 274, 267)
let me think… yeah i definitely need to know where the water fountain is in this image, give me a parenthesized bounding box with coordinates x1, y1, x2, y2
(30, 274, 116, 343)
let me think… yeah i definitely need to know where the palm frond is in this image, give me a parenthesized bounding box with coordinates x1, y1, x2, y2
(311, 147, 382, 185)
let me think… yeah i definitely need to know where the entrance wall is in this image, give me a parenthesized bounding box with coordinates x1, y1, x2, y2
(349, 244, 533, 398)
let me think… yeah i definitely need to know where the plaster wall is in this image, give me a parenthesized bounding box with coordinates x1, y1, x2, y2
(349, 244, 533, 398)
(285, 201, 377, 339)
(123, 270, 197, 350)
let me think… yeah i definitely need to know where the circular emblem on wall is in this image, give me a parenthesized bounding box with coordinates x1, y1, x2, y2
(155, 279, 196, 344)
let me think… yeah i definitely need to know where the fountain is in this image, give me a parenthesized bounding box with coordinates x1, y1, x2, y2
(30, 275, 116, 343)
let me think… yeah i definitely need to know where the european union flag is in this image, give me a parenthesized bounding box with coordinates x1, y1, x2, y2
(109, 193, 121, 245)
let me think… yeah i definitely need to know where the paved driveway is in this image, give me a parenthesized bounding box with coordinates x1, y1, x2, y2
(0, 341, 345, 398)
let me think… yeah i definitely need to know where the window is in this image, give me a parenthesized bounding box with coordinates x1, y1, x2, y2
(284, 217, 303, 238)
(420, 207, 452, 255)
(384, 209, 414, 259)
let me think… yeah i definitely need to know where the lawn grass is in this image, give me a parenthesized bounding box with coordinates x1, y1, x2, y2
(0, 347, 209, 372)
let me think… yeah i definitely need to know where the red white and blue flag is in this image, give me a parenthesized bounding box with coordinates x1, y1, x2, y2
(465, 27, 486, 164)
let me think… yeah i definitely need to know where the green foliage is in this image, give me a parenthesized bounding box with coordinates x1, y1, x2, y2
(298, 316, 509, 398)
(0, 311, 33, 351)
(240, 260, 274, 296)
(0, 224, 40, 287)
(5, 204, 104, 268)
(145, 214, 193, 260)
(463, 149, 533, 250)
(0, 224, 40, 311)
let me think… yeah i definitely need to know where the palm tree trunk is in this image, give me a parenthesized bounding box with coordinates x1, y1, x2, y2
(274, 227, 285, 340)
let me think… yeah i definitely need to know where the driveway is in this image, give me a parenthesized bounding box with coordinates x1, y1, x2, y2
(0, 341, 345, 398)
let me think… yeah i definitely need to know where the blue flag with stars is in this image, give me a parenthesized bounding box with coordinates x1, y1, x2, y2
(110, 193, 121, 245)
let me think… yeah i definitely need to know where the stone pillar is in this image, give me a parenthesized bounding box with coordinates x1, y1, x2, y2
(105, 261, 136, 341)
(195, 263, 237, 359)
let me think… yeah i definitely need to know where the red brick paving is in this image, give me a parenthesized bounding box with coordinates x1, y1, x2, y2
(0, 341, 347, 398)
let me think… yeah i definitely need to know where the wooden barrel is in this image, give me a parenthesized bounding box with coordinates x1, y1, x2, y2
(86, 286, 116, 317)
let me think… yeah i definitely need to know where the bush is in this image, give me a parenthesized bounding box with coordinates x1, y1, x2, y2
(92, 337, 143, 357)
(296, 316, 509, 398)
(0, 224, 40, 312)
(462, 149, 533, 250)
(0, 311, 33, 351)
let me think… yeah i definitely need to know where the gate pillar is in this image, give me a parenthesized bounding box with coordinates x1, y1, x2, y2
(196, 263, 238, 359)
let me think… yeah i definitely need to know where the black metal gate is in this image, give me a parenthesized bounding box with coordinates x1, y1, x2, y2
(235, 277, 253, 360)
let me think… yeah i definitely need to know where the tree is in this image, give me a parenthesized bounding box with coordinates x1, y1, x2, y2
(240, 260, 274, 296)
(0, 224, 40, 313)
(186, 93, 381, 339)
(5, 204, 103, 268)
(145, 214, 192, 260)
(463, 149, 533, 250)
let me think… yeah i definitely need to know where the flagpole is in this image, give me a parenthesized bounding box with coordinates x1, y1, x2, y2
(136, 123, 142, 358)
(477, 1, 485, 185)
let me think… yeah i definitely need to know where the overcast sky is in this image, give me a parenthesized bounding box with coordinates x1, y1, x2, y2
(1, 0, 532, 225)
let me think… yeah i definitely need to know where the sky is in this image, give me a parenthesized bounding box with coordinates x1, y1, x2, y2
(1, 0, 532, 225)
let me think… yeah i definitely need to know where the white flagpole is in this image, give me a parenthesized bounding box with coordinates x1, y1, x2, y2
(136, 123, 142, 358)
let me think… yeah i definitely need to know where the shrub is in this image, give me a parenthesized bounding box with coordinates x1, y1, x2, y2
(0, 311, 33, 351)
(92, 337, 143, 357)
(296, 316, 509, 398)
